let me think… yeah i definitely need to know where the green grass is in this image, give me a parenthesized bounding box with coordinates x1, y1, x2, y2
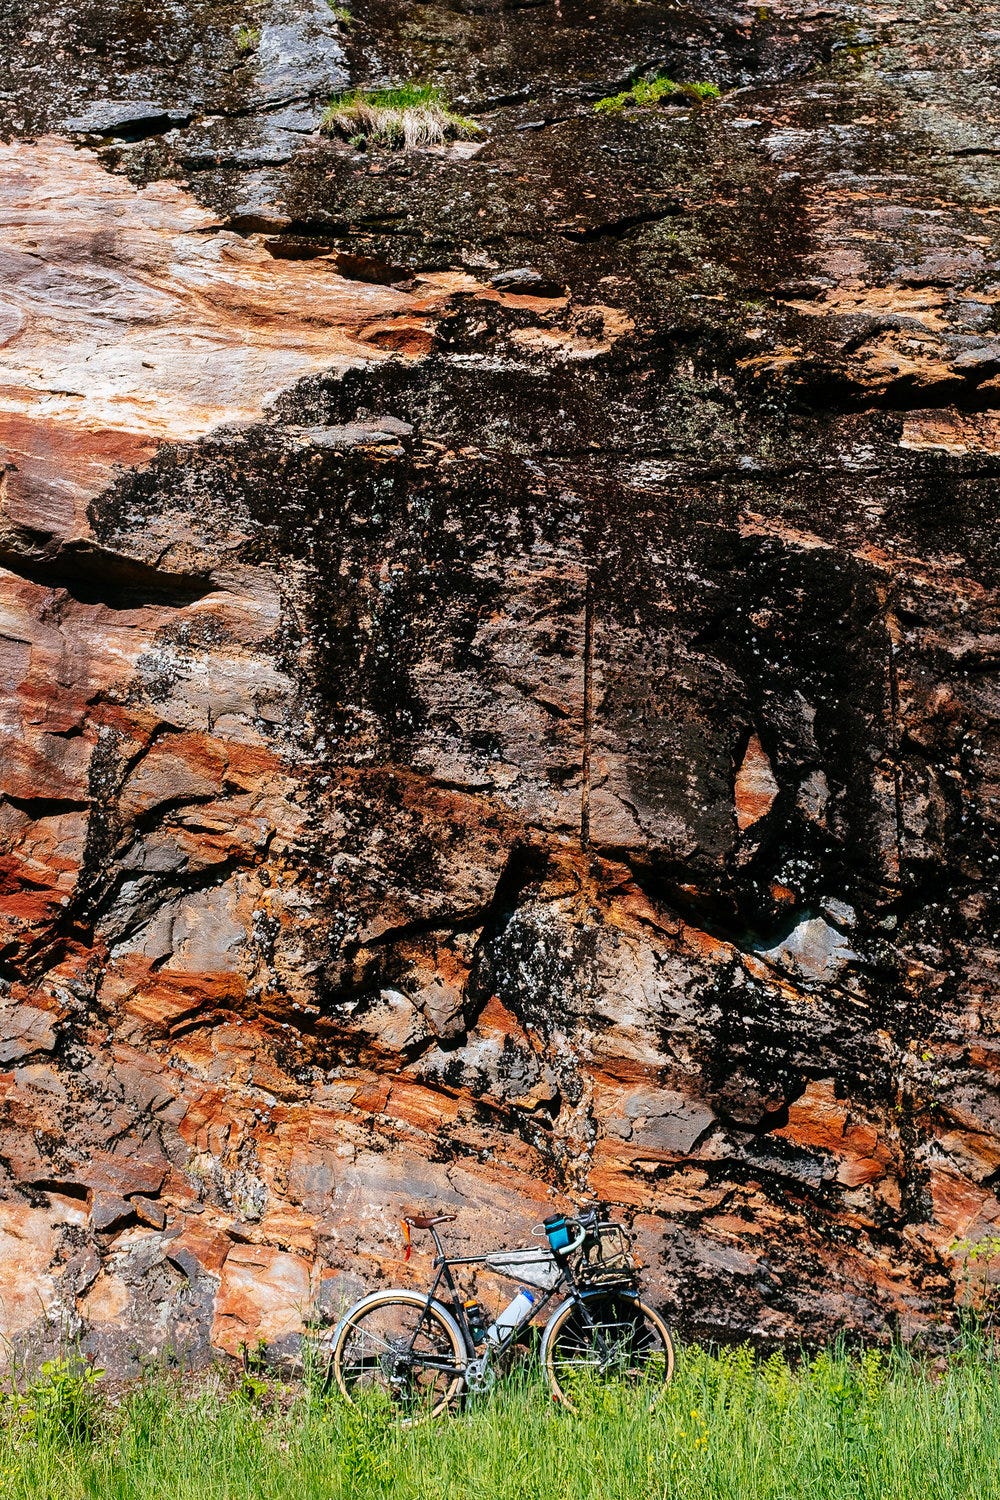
(3, 1340, 1000, 1499)
(322, 84, 481, 149)
(594, 76, 721, 113)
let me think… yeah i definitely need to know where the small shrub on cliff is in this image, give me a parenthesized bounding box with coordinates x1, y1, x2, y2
(952, 1231, 1000, 1321)
(233, 24, 261, 54)
(594, 75, 720, 113)
(322, 84, 481, 149)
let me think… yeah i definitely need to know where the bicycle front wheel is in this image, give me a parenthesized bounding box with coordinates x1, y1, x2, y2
(328, 1289, 467, 1420)
(542, 1291, 675, 1410)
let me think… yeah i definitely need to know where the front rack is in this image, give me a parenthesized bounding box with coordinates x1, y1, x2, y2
(577, 1220, 636, 1287)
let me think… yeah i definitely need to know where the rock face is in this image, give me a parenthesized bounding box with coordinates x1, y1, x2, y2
(2, 0, 1000, 1370)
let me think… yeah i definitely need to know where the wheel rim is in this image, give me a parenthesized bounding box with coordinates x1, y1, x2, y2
(546, 1295, 674, 1410)
(334, 1298, 463, 1417)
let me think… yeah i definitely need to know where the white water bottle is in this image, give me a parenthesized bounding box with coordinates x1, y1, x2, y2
(485, 1288, 535, 1346)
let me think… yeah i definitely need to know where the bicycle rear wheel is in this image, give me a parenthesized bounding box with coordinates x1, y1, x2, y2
(328, 1289, 466, 1420)
(542, 1291, 674, 1411)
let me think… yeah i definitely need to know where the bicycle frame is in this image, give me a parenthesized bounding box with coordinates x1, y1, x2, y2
(401, 1222, 638, 1380)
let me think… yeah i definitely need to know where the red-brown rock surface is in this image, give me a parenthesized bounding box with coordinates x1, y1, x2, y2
(2, 0, 1000, 1371)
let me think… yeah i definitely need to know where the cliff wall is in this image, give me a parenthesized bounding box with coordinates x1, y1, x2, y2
(2, 0, 1000, 1370)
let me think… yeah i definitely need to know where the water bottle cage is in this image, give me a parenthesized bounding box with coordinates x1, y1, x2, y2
(462, 1299, 487, 1344)
(485, 1287, 536, 1346)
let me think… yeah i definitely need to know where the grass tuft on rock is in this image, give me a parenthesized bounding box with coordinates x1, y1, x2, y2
(233, 24, 261, 54)
(594, 75, 720, 113)
(322, 83, 481, 150)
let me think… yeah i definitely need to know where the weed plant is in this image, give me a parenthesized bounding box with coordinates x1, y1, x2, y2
(233, 24, 261, 54)
(322, 84, 480, 149)
(594, 76, 721, 113)
(2, 1338, 1000, 1499)
(2, 1357, 104, 1446)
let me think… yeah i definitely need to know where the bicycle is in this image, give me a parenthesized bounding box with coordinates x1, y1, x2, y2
(323, 1205, 675, 1418)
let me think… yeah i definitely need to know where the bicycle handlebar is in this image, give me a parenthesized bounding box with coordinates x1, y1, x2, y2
(561, 1222, 587, 1255)
(530, 1216, 591, 1255)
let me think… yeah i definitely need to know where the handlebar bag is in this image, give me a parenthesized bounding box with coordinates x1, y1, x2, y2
(543, 1214, 572, 1251)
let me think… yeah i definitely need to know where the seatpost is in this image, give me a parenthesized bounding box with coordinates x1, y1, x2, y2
(430, 1225, 446, 1263)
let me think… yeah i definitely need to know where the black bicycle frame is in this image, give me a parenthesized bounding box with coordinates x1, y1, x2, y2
(402, 1223, 635, 1374)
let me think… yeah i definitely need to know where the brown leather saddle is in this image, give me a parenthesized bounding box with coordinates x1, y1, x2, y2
(404, 1212, 457, 1229)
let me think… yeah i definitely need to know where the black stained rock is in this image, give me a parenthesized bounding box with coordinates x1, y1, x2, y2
(490, 267, 567, 297)
(63, 100, 193, 139)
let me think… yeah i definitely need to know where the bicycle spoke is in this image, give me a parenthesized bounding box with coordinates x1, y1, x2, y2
(335, 1298, 463, 1416)
(547, 1294, 674, 1409)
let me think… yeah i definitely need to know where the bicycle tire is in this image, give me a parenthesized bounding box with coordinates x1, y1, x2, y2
(327, 1289, 467, 1420)
(541, 1290, 675, 1411)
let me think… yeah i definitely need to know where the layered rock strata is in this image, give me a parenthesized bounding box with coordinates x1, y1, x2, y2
(2, 0, 1000, 1369)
